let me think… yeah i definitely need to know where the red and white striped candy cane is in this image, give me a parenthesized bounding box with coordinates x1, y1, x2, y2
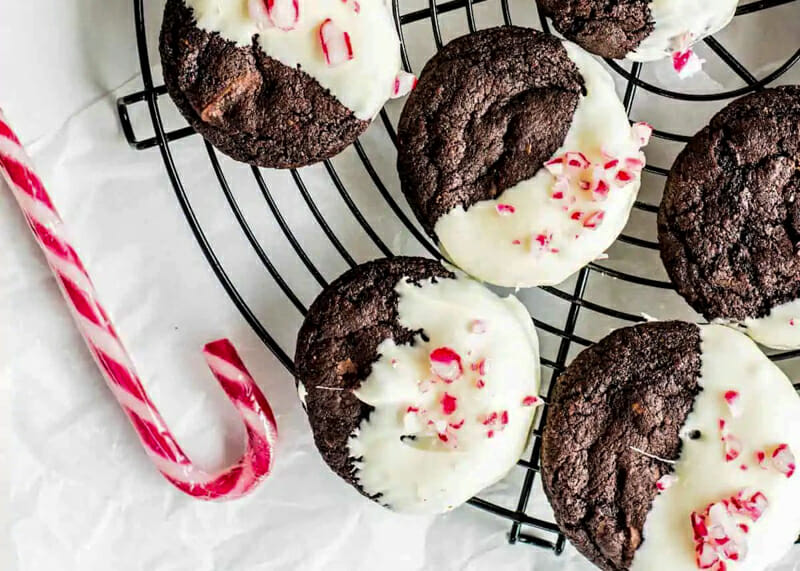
(0, 110, 277, 500)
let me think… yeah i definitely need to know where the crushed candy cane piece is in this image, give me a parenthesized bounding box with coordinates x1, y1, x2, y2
(616, 169, 634, 183)
(319, 18, 353, 66)
(441, 392, 457, 415)
(656, 473, 678, 492)
(582, 210, 605, 229)
(672, 48, 705, 79)
(544, 157, 564, 175)
(723, 390, 742, 418)
(430, 347, 463, 381)
(496, 203, 516, 215)
(449, 418, 464, 430)
(470, 358, 486, 376)
(696, 541, 719, 569)
(724, 434, 742, 462)
(691, 490, 768, 569)
(565, 151, 590, 169)
(263, 0, 300, 31)
(756, 450, 768, 469)
(469, 319, 487, 334)
(771, 444, 796, 478)
(476, 379, 485, 389)
(342, 0, 361, 13)
(631, 122, 653, 147)
(392, 71, 417, 98)
(522, 395, 540, 407)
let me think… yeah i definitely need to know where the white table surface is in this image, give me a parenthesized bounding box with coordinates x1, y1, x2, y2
(2, 1, 799, 570)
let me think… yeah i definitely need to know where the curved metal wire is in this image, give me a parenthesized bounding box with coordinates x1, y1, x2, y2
(118, 0, 800, 553)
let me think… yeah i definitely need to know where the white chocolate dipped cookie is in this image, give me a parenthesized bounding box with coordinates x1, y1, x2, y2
(543, 321, 800, 571)
(398, 27, 648, 288)
(294, 257, 541, 514)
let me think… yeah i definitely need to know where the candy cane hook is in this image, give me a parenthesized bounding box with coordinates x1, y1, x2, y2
(0, 110, 277, 500)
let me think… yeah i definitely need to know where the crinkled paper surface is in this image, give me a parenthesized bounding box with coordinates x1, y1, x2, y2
(1, 0, 800, 569)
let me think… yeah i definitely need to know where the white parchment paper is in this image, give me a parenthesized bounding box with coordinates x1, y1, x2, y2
(1, 0, 799, 569)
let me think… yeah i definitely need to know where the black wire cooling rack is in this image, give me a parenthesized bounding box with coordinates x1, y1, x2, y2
(117, 0, 800, 555)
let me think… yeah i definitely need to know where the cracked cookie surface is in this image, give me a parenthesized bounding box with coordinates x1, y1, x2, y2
(159, 0, 368, 168)
(541, 321, 701, 571)
(294, 257, 453, 494)
(536, 0, 653, 60)
(658, 86, 800, 322)
(396, 27, 584, 237)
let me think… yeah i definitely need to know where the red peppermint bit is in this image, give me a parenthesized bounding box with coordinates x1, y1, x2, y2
(265, 0, 300, 31)
(544, 157, 564, 175)
(551, 247, 560, 253)
(469, 319, 487, 334)
(476, 379, 485, 389)
(534, 233, 552, 248)
(449, 418, 465, 430)
(723, 390, 742, 418)
(771, 443, 796, 478)
(790, 318, 796, 326)
(522, 395, 540, 407)
(406, 406, 419, 413)
(724, 434, 742, 462)
(511, 239, 522, 245)
(482, 412, 498, 426)
(631, 122, 653, 147)
(579, 180, 591, 191)
(691, 511, 709, 541)
(500, 410, 509, 426)
(695, 541, 719, 569)
(721, 540, 745, 562)
(552, 190, 564, 200)
(756, 450, 768, 469)
(565, 151, 590, 169)
(391, 71, 417, 98)
(342, 0, 361, 13)
(470, 358, 486, 376)
(672, 48, 705, 78)
(616, 169, 634, 183)
(487, 430, 495, 438)
(740, 464, 748, 471)
(738, 523, 749, 534)
(319, 19, 354, 66)
(603, 159, 619, 170)
(718, 418, 728, 437)
(624, 156, 645, 171)
(438, 433, 449, 443)
(582, 210, 605, 229)
(429, 347, 463, 382)
(731, 489, 768, 521)
(570, 211, 583, 221)
(496, 203, 516, 215)
(656, 473, 678, 492)
(441, 392, 457, 415)
(594, 178, 610, 198)
(552, 175, 569, 197)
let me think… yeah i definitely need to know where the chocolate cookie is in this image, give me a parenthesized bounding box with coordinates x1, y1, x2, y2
(160, 0, 405, 168)
(659, 86, 800, 350)
(542, 321, 800, 571)
(537, 0, 737, 73)
(397, 27, 648, 288)
(295, 256, 542, 513)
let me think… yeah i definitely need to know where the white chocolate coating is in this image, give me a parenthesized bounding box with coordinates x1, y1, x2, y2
(183, 0, 401, 119)
(348, 273, 540, 514)
(628, 0, 738, 62)
(434, 42, 642, 288)
(726, 297, 800, 350)
(632, 324, 800, 570)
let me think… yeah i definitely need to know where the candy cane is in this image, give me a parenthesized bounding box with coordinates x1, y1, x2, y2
(0, 110, 277, 500)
